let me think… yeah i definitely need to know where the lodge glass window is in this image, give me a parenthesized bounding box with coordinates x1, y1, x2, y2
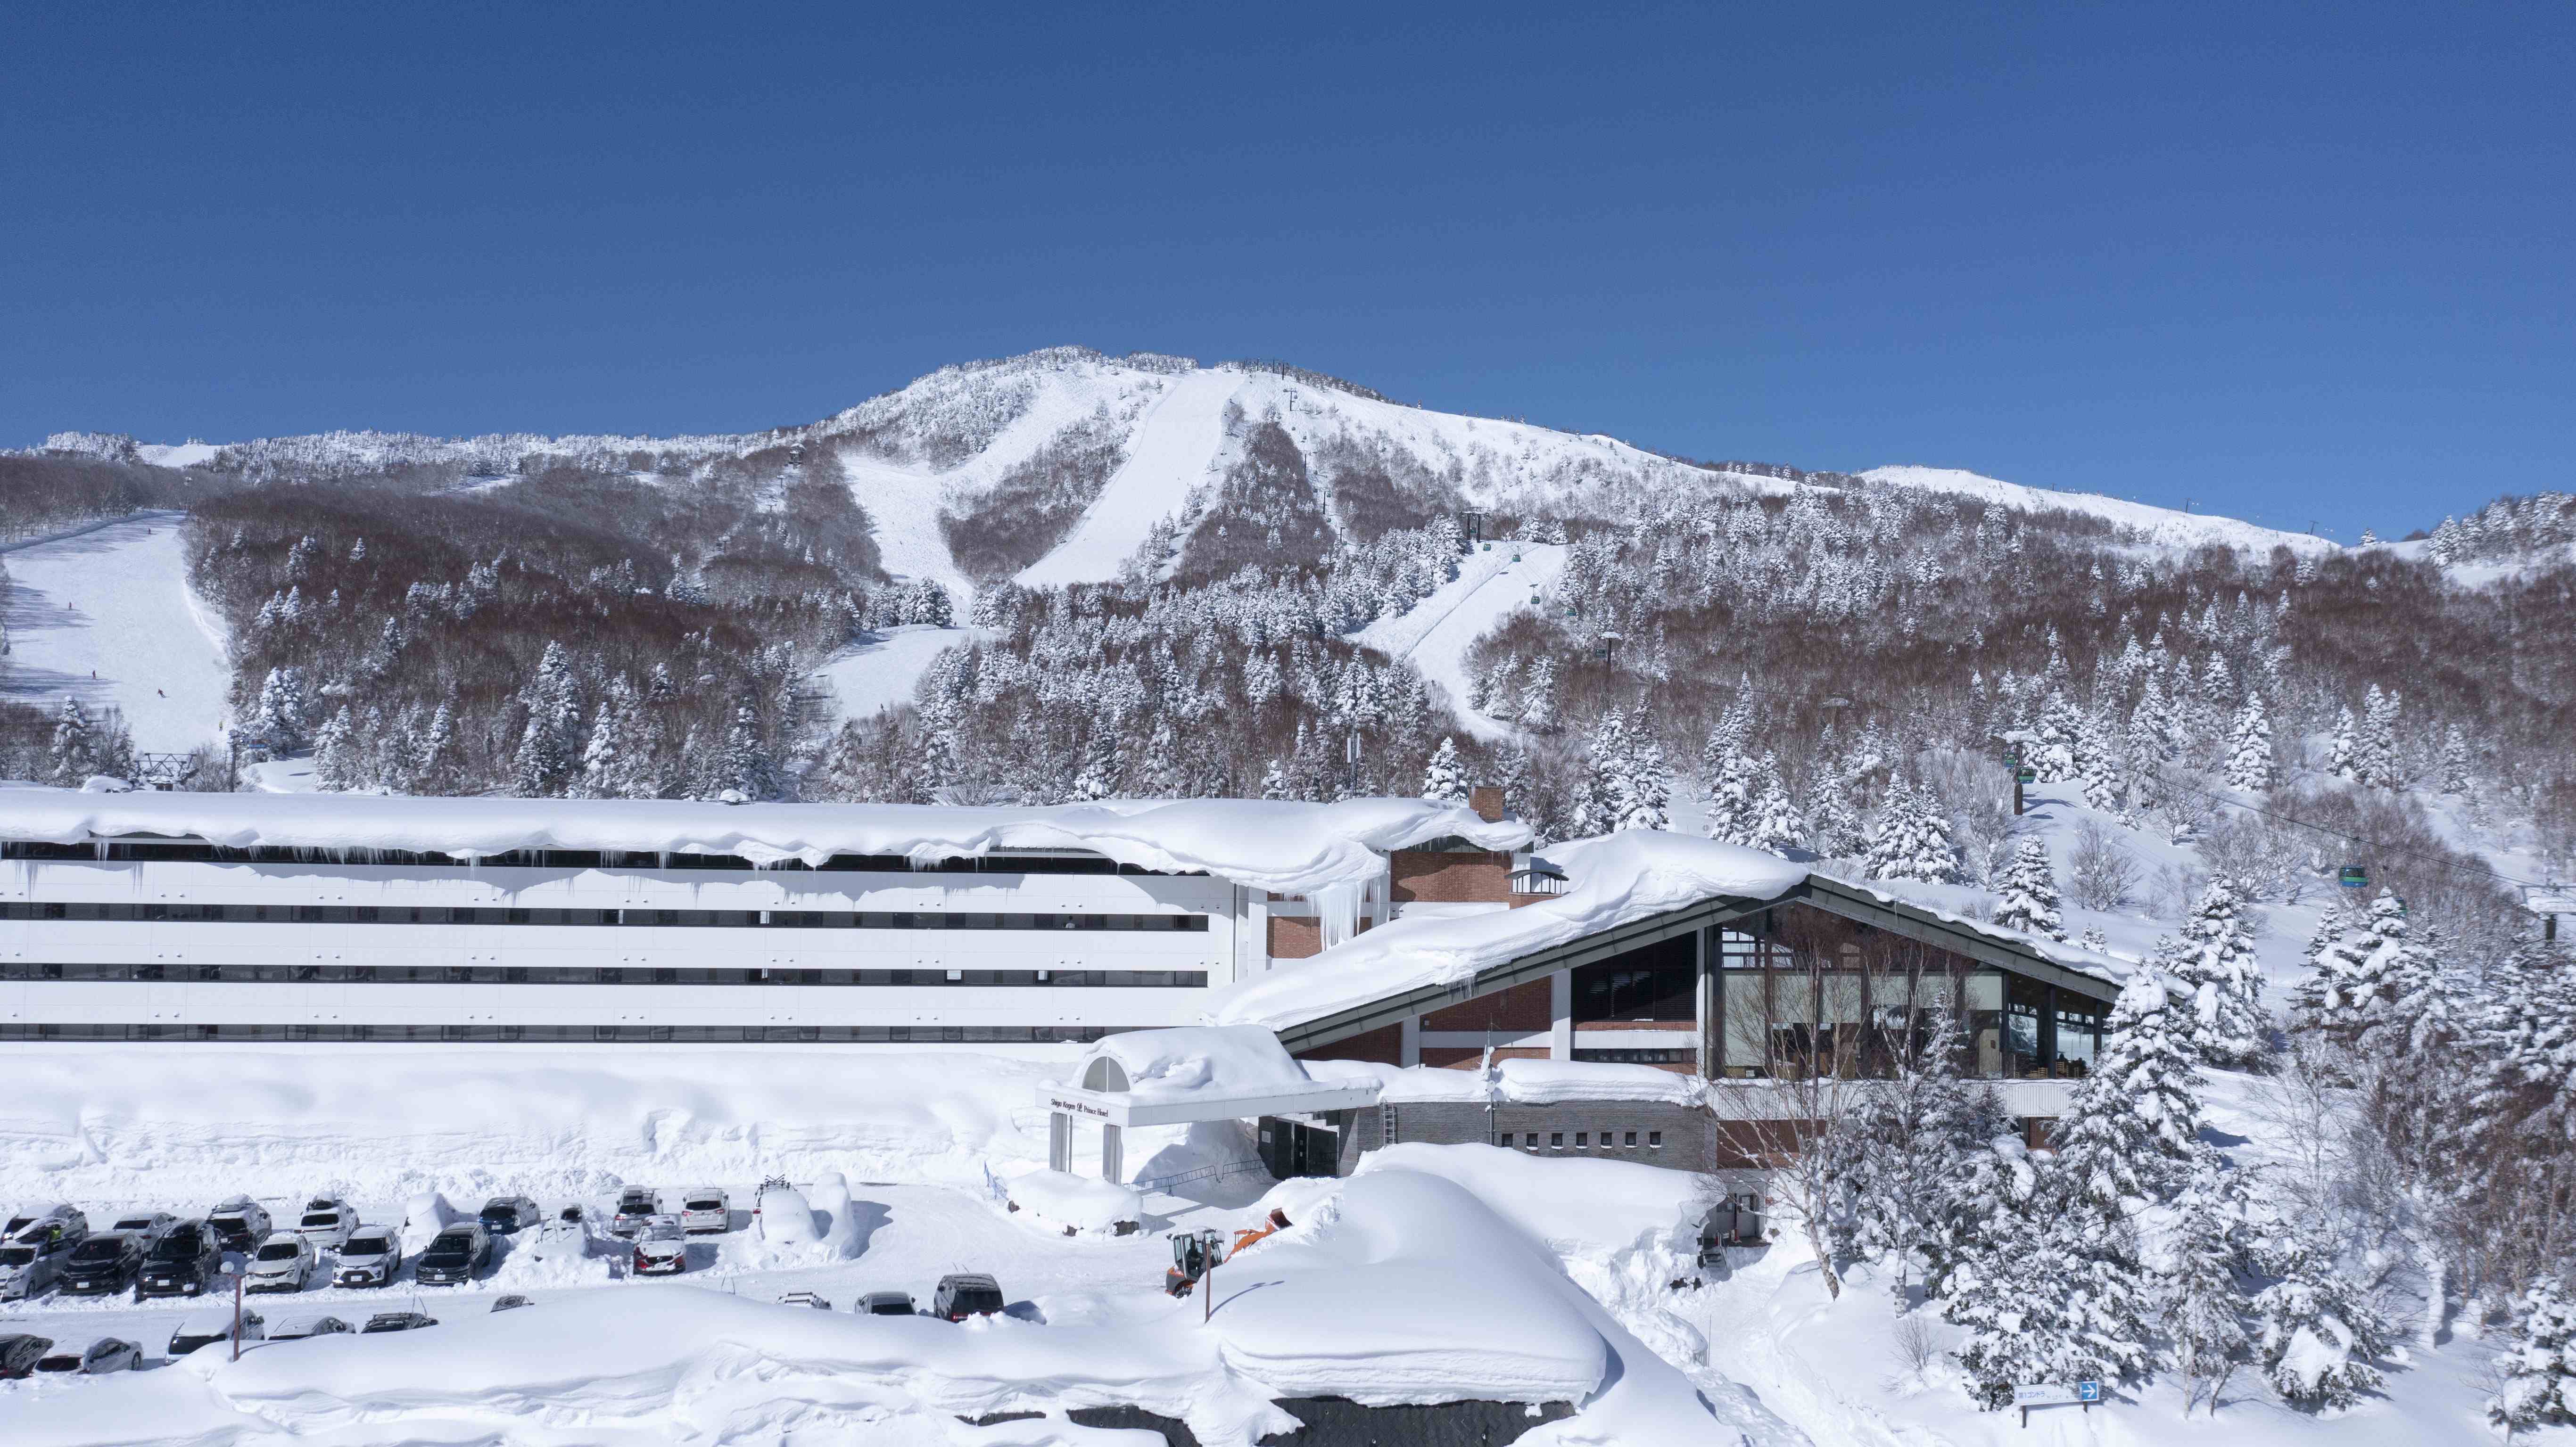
(0, 902, 1207, 932)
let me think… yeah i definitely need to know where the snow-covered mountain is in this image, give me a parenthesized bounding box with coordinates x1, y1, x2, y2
(40, 346, 2336, 607)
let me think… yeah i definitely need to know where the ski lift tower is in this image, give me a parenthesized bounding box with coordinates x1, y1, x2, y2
(1345, 730, 1362, 799)
(1460, 509, 1486, 547)
(2528, 885, 2575, 945)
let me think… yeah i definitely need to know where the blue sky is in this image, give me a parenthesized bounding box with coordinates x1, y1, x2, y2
(4, 4, 2567, 535)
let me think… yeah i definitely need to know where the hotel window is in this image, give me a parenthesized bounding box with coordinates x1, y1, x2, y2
(1648, 1131, 1663, 1148)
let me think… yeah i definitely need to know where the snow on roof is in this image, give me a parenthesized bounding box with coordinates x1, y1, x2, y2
(1818, 872, 2132, 990)
(0, 788, 1525, 897)
(1055, 1026, 1381, 1125)
(1206, 830, 1808, 1031)
(1310, 1058, 1711, 1108)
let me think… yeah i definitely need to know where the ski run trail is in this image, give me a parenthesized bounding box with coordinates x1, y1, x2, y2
(1354, 541, 1567, 741)
(0, 511, 231, 754)
(1016, 367, 1235, 589)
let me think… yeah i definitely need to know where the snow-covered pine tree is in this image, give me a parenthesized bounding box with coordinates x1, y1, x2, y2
(2077, 707, 2126, 812)
(413, 702, 458, 794)
(2291, 890, 2436, 1051)
(2054, 976, 2203, 1209)
(1515, 657, 1557, 732)
(1944, 1143, 2155, 1408)
(719, 703, 774, 800)
(2031, 690, 2084, 782)
(1802, 770, 1865, 859)
(2250, 1239, 2392, 1411)
(1990, 839, 2067, 941)
(2489, 1277, 2576, 1438)
(252, 666, 307, 753)
(1697, 726, 1758, 846)
(512, 641, 583, 797)
(1745, 752, 1803, 856)
(2223, 696, 2274, 793)
(2163, 875, 2269, 1067)
(1138, 715, 1184, 798)
(46, 697, 92, 786)
(2439, 723, 2472, 795)
(1836, 1000, 2009, 1299)
(1257, 757, 1289, 800)
(2358, 684, 2401, 788)
(1861, 776, 1959, 883)
(1072, 731, 1121, 802)
(1419, 736, 1469, 803)
(2326, 706, 2359, 782)
(310, 706, 360, 791)
(2161, 1153, 2255, 1417)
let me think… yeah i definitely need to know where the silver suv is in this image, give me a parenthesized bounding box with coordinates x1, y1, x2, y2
(295, 1198, 357, 1251)
(245, 1231, 316, 1293)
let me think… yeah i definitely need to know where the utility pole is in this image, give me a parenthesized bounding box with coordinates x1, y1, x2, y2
(2012, 743, 2030, 817)
(1344, 731, 1362, 799)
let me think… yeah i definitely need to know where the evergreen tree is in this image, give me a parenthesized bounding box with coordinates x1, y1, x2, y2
(1072, 730, 1121, 802)
(577, 677, 646, 799)
(413, 702, 458, 795)
(1744, 752, 1803, 855)
(1836, 1002, 2008, 1299)
(2250, 1240, 2391, 1411)
(2326, 706, 2359, 782)
(2161, 1154, 2255, 1417)
(2163, 875, 2269, 1067)
(46, 697, 92, 785)
(1698, 727, 1758, 846)
(2055, 977, 2203, 1209)
(2224, 697, 2274, 793)
(252, 666, 307, 752)
(1419, 736, 1469, 803)
(2439, 724, 2473, 795)
(1945, 1148, 2156, 1408)
(1802, 770, 1866, 859)
(1578, 709, 1667, 834)
(2357, 684, 2401, 788)
(718, 702, 775, 800)
(2490, 1277, 2576, 1438)
(2077, 706, 2127, 812)
(1861, 776, 1959, 883)
(310, 706, 360, 791)
(511, 641, 583, 797)
(1257, 757, 1289, 800)
(2291, 890, 2438, 1051)
(1515, 657, 1557, 731)
(1990, 839, 2066, 941)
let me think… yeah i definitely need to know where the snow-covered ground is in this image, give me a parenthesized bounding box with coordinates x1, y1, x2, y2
(0, 511, 230, 753)
(1353, 541, 1566, 740)
(812, 624, 978, 722)
(1857, 466, 2336, 558)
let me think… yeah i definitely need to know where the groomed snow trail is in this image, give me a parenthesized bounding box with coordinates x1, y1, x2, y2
(1016, 368, 1237, 589)
(1, 511, 230, 753)
(1353, 542, 1566, 742)
(812, 625, 976, 722)
(836, 452, 977, 616)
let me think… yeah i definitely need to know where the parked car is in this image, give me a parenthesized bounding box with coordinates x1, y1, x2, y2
(477, 1196, 542, 1234)
(107, 1212, 177, 1249)
(295, 1198, 357, 1251)
(630, 1215, 687, 1276)
(490, 1294, 532, 1313)
(0, 1236, 65, 1301)
(0, 1333, 53, 1378)
(2, 1203, 83, 1243)
(610, 1187, 659, 1237)
(361, 1311, 437, 1333)
(413, 1224, 492, 1285)
(138, 1220, 225, 1299)
(531, 1206, 592, 1262)
(858, 1291, 916, 1316)
(245, 1231, 317, 1293)
(777, 1290, 832, 1310)
(34, 1337, 139, 1375)
(931, 1274, 1005, 1322)
(678, 1188, 730, 1235)
(58, 1233, 144, 1297)
(269, 1314, 356, 1342)
(332, 1228, 403, 1288)
(168, 1306, 264, 1357)
(206, 1197, 272, 1254)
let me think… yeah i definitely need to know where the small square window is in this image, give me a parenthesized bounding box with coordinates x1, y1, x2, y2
(1624, 1131, 1638, 1147)
(1648, 1131, 1664, 1148)
(1575, 1133, 1588, 1147)
(1549, 1132, 1564, 1148)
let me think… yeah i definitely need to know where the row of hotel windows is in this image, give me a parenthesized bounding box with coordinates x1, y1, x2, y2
(1502, 1129, 1664, 1150)
(0, 962, 1207, 987)
(0, 1022, 1133, 1043)
(0, 903, 1209, 931)
(2, 841, 1179, 875)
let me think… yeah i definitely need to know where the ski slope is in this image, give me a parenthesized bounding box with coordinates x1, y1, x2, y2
(0, 511, 230, 753)
(1860, 465, 2335, 557)
(811, 624, 975, 722)
(1016, 367, 1235, 588)
(1353, 542, 1566, 741)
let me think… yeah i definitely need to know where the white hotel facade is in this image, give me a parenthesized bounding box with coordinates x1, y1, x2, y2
(0, 789, 1518, 1047)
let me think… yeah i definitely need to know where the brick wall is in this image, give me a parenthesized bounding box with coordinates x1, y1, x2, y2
(1389, 849, 1511, 904)
(1299, 1023, 1403, 1066)
(1268, 915, 1322, 961)
(1419, 1044, 1549, 1069)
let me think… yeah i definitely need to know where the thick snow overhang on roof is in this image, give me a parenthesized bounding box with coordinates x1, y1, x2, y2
(0, 788, 1526, 899)
(1206, 831, 1810, 1036)
(1206, 833, 2130, 1049)
(1041, 1026, 1380, 1127)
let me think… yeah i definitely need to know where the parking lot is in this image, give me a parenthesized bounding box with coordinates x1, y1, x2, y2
(0, 1176, 1229, 1387)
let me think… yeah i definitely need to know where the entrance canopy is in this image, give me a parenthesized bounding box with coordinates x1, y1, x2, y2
(1040, 1025, 1381, 1129)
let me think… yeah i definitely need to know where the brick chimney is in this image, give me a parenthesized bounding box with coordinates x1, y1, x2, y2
(1468, 785, 1505, 823)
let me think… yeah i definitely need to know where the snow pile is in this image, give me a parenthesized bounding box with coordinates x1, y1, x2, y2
(1084, 1025, 1319, 1103)
(755, 1184, 822, 1246)
(1006, 1169, 1144, 1235)
(1353, 1144, 1712, 1268)
(809, 1171, 865, 1258)
(1209, 830, 1806, 1030)
(0, 1044, 1065, 1209)
(0, 788, 1524, 898)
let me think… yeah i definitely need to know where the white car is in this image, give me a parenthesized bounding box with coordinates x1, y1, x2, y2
(630, 1215, 687, 1276)
(269, 1313, 356, 1341)
(245, 1230, 316, 1293)
(530, 1207, 594, 1263)
(678, 1189, 729, 1235)
(169, 1305, 264, 1357)
(332, 1228, 402, 1288)
(295, 1198, 357, 1251)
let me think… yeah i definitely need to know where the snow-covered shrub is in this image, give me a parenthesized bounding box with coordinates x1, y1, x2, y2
(2251, 1244, 2391, 1411)
(2490, 1277, 2576, 1436)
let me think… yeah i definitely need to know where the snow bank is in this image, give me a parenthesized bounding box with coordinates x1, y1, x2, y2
(0, 1044, 1065, 1208)
(1085, 1025, 1317, 1104)
(1209, 830, 1806, 1030)
(1007, 1169, 1144, 1235)
(1353, 1144, 1712, 1268)
(0, 788, 1524, 897)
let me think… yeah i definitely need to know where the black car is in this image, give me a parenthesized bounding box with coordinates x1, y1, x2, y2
(413, 1224, 492, 1285)
(361, 1311, 437, 1333)
(137, 1221, 224, 1299)
(57, 1233, 142, 1297)
(477, 1196, 541, 1235)
(931, 1273, 1005, 1322)
(205, 1199, 271, 1254)
(0, 1333, 51, 1378)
